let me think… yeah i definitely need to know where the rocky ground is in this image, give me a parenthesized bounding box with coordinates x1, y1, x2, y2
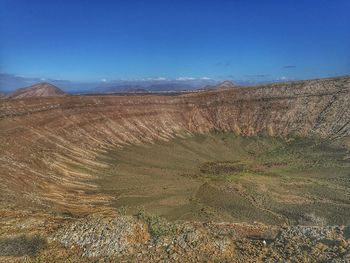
(2, 211, 349, 262)
(48, 214, 350, 262)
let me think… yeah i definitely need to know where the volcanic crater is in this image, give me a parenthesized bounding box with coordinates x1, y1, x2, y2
(1, 76, 350, 262)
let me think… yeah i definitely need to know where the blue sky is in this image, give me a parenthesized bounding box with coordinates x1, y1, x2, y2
(0, 0, 349, 88)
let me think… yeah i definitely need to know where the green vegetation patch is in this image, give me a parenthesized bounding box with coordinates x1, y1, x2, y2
(200, 161, 247, 176)
(136, 208, 176, 239)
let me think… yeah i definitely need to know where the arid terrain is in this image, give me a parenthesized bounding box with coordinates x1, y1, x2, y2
(0, 76, 350, 262)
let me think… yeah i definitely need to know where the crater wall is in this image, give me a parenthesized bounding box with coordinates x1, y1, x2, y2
(1, 76, 349, 211)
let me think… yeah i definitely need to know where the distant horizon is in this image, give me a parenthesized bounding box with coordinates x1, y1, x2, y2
(1, 72, 349, 94)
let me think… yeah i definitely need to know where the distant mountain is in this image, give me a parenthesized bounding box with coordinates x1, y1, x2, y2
(95, 85, 144, 94)
(146, 83, 193, 92)
(216, 80, 235, 89)
(8, 82, 66, 99)
(200, 80, 236, 91)
(87, 83, 196, 94)
(127, 88, 149, 93)
(0, 73, 221, 94)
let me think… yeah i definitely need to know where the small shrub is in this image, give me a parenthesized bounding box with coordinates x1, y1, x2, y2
(61, 211, 74, 218)
(117, 205, 128, 215)
(136, 208, 175, 239)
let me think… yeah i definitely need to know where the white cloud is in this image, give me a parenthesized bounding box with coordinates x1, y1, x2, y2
(200, 77, 211, 80)
(154, 77, 168, 81)
(143, 77, 168, 81)
(101, 78, 107, 82)
(176, 76, 196, 81)
(280, 76, 288, 80)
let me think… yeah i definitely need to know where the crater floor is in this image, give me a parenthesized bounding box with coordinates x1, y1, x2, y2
(85, 133, 350, 225)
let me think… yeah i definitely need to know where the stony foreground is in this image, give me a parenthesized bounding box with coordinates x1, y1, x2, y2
(1, 211, 349, 262)
(47, 214, 350, 262)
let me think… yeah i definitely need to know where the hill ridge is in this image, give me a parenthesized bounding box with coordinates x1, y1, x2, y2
(8, 82, 66, 99)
